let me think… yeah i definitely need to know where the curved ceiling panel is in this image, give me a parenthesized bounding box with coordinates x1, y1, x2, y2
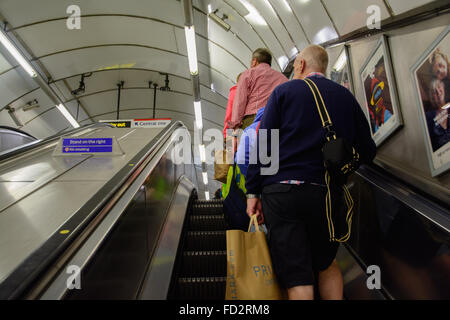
(75, 88, 224, 125)
(0, 54, 13, 74)
(288, 0, 338, 45)
(0, 69, 38, 107)
(323, 0, 390, 35)
(387, 0, 436, 15)
(38, 46, 190, 83)
(0, 0, 183, 28)
(266, 0, 309, 54)
(0, 0, 444, 144)
(14, 16, 179, 57)
(249, 0, 295, 56)
(206, 1, 280, 70)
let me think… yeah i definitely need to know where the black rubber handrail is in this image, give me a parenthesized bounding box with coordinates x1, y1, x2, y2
(357, 164, 450, 232)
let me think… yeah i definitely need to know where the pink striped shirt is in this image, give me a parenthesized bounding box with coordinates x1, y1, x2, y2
(229, 63, 288, 129)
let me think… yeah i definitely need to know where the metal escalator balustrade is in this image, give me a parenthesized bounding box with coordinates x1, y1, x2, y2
(171, 199, 227, 300)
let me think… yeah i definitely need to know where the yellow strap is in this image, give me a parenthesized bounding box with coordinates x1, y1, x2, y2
(304, 79, 327, 128)
(325, 171, 335, 241)
(324, 171, 355, 243)
(307, 78, 333, 127)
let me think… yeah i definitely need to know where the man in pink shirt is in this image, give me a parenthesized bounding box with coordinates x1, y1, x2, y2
(223, 73, 242, 139)
(228, 48, 288, 130)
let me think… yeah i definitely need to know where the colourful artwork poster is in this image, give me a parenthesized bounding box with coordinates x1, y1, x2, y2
(360, 36, 402, 146)
(412, 27, 450, 176)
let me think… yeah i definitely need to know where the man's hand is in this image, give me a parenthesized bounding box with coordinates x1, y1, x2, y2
(246, 198, 264, 225)
(233, 136, 238, 153)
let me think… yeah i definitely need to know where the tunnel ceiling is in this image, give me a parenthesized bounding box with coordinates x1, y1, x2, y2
(0, 0, 438, 139)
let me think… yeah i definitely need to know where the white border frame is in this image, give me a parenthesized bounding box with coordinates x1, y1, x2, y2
(410, 26, 450, 177)
(330, 45, 355, 94)
(359, 35, 403, 146)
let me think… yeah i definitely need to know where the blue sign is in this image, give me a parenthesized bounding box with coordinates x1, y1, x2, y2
(62, 138, 113, 153)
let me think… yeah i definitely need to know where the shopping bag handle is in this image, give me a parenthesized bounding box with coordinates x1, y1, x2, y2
(248, 215, 263, 233)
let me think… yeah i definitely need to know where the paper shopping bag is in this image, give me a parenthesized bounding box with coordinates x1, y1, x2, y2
(214, 149, 232, 183)
(225, 215, 283, 300)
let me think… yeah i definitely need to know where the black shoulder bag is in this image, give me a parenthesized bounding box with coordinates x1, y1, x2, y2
(304, 78, 360, 242)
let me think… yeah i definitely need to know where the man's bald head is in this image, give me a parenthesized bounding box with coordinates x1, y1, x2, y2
(294, 45, 329, 79)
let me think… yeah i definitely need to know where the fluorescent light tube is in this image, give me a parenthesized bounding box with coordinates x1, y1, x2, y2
(205, 191, 210, 200)
(202, 171, 208, 185)
(281, 0, 292, 12)
(199, 144, 206, 163)
(184, 26, 198, 75)
(56, 103, 80, 128)
(194, 101, 203, 129)
(0, 29, 37, 78)
(333, 51, 347, 72)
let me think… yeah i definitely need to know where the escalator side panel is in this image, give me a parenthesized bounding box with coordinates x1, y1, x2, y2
(139, 177, 195, 300)
(344, 173, 450, 299)
(38, 124, 196, 300)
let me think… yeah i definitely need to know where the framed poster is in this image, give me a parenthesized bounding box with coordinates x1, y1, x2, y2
(359, 35, 402, 146)
(330, 45, 354, 93)
(411, 26, 450, 177)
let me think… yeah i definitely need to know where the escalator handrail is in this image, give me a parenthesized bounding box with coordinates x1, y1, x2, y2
(0, 126, 37, 140)
(0, 122, 112, 162)
(0, 120, 186, 299)
(356, 164, 450, 232)
(38, 130, 194, 299)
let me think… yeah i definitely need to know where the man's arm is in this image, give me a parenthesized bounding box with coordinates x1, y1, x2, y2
(245, 88, 282, 223)
(229, 72, 250, 129)
(245, 88, 282, 195)
(223, 89, 235, 138)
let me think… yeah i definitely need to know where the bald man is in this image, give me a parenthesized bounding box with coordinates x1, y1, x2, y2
(245, 45, 376, 300)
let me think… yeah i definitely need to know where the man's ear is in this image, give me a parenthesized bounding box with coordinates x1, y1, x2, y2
(251, 58, 258, 68)
(299, 59, 305, 74)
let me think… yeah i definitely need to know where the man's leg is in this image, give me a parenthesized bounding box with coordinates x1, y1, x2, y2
(318, 259, 344, 300)
(287, 285, 314, 300)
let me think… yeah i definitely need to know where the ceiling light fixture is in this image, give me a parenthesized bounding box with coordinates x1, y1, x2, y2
(333, 51, 347, 72)
(184, 25, 199, 75)
(239, 0, 267, 26)
(199, 144, 206, 163)
(202, 171, 208, 185)
(194, 101, 203, 130)
(0, 28, 37, 78)
(56, 103, 80, 128)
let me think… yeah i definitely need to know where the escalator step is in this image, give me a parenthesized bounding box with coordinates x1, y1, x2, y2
(180, 251, 227, 277)
(175, 277, 226, 300)
(185, 231, 226, 251)
(192, 201, 224, 216)
(194, 199, 224, 206)
(189, 215, 226, 231)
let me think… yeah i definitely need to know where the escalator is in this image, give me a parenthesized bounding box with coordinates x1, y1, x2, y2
(0, 119, 448, 300)
(169, 199, 227, 300)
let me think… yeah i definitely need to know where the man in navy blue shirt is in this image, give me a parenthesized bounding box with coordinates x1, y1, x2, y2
(245, 45, 376, 300)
